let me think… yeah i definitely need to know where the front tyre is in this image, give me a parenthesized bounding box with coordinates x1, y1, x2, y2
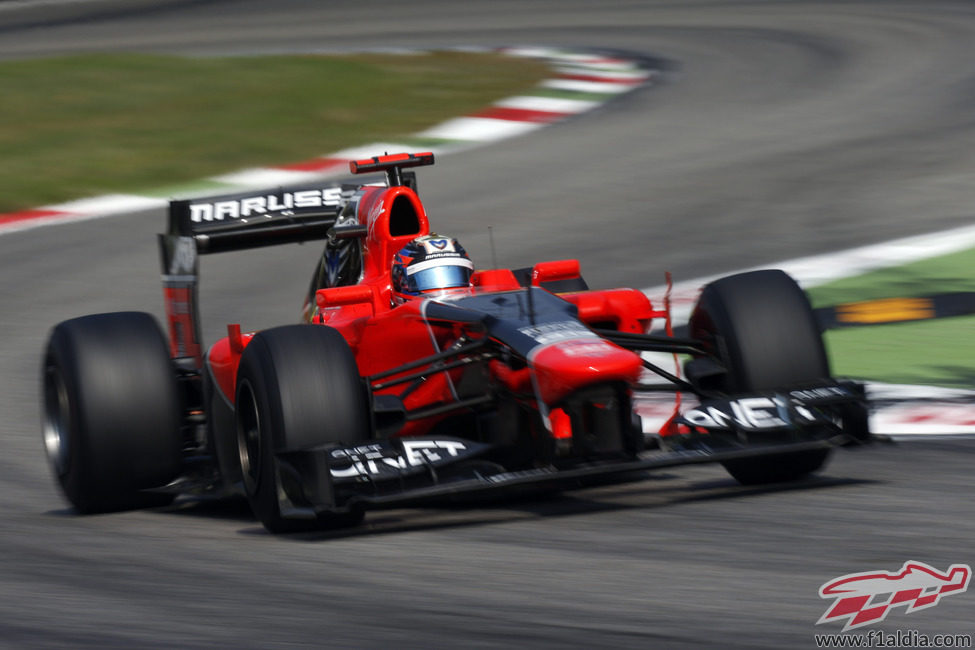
(689, 270, 832, 485)
(235, 325, 369, 533)
(42, 312, 182, 513)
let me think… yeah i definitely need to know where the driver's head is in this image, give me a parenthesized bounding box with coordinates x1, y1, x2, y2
(391, 234, 473, 303)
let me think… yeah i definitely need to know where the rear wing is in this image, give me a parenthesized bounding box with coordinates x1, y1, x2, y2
(158, 184, 352, 368)
(158, 152, 436, 370)
(164, 185, 350, 253)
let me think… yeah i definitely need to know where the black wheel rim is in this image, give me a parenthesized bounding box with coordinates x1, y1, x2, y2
(236, 379, 263, 494)
(42, 362, 70, 476)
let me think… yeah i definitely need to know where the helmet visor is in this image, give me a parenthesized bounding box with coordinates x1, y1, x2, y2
(410, 262, 473, 293)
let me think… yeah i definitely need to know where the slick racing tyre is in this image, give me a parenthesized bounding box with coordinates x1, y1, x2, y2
(688, 270, 832, 485)
(235, 325, 369, 533)
(42, 312, 182, 513)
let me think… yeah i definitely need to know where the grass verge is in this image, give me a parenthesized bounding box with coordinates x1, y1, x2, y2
(805, 248, 975, 387)
(823, 316, 975, 388)
(0, 52, 550, 212)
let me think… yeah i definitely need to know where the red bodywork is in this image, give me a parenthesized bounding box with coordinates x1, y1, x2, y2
(203, 154, 670, 441)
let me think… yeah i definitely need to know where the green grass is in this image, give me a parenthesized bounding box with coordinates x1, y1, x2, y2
(805, 247, 975, 307)
(823, 316, 975, 387)
(0, 52, 550, 212)
(805, 248, 975, 387)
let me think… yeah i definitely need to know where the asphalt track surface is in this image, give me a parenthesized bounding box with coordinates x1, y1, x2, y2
(2, 1, 974, 647)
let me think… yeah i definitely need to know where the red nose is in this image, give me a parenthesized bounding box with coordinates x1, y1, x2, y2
(530, 339, 643, 405)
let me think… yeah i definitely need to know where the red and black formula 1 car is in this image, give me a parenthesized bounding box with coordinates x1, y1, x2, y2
(42, 152, 870, 533)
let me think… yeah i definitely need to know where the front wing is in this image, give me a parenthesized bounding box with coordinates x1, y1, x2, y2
(279, 427, 855, 517)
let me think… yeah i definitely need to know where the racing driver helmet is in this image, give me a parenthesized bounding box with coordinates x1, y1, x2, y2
(391, 234, 474, 303)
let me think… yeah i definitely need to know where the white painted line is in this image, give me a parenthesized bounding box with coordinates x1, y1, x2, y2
(417, 116, 542, 141)
(775, 224, 975, 288)
(0, 211, 116, 235)
(499, 47, 565, 59)
(43, 193, 166, 216)
(210, 167, 331, 187)
(500, 48, 641, 68)
(540, 52, 634, 67)
(560, 59, 646, 72)
(645, 222, 975, 324)
(494, 95, 601, 114)
(867, 382, 975, 402)
(540, 78, 638, 94)
(553, 66, 653, 81)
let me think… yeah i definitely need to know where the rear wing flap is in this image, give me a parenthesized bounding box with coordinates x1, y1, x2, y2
(164, 184, 356, 253)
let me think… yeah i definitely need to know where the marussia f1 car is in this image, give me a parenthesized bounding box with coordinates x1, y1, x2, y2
(42, 152, 871, 533)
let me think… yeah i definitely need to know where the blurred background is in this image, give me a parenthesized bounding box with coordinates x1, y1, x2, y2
(1, 1, 973, 647)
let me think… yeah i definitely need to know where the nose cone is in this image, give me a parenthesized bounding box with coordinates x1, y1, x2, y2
(530, 339, 643, 405)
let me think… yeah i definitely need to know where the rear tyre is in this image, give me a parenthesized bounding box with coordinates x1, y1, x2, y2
(235, 325, 369, 533)
(42, 312, 182, 513)
(688, 270, 832, 485)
